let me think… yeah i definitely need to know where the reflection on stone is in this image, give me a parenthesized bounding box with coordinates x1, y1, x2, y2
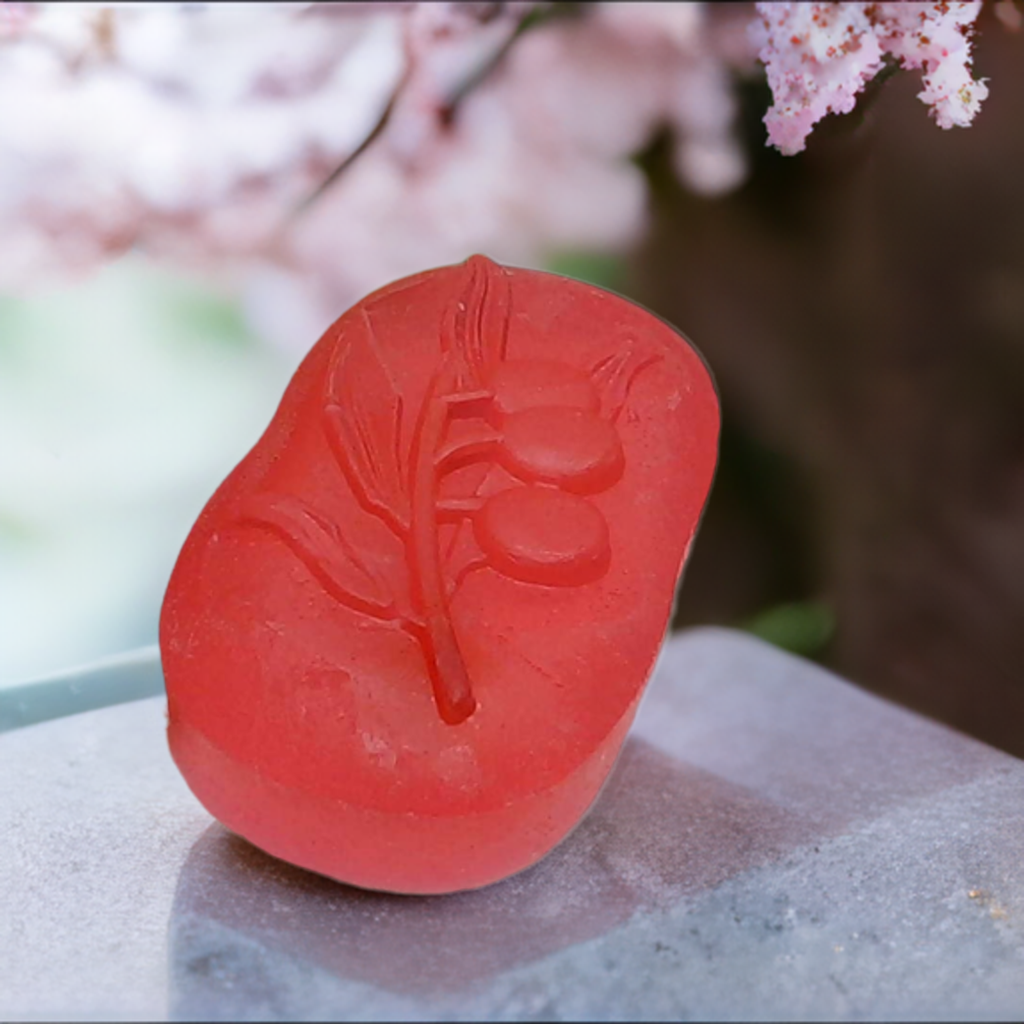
(170, 737, 814, 1015)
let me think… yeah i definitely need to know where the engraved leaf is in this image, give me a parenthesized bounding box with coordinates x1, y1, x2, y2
(590, 343, 661, 422)
(237, 493, 399, 620)
(324, 310, 410, 536)
(441, 255, 511, 390)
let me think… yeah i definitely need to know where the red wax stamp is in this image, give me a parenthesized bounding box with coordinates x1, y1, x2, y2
(161, 255, 719, 895)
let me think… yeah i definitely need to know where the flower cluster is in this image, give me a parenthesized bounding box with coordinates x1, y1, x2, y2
(754, 2, 990, 155)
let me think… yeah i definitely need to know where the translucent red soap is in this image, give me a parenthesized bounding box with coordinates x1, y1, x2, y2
(160, 255, 719, 894)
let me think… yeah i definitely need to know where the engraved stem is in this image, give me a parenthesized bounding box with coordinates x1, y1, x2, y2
(409, 369, 477, 725)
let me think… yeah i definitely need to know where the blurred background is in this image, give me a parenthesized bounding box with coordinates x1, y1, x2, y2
(1, 2, 1022, 756)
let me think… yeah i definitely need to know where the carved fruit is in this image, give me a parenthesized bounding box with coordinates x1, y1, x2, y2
(490, 360, 600, 419)
(499, 406, 624, 493)
(160, 255, 719, 895)
(474, 485, 611, 586)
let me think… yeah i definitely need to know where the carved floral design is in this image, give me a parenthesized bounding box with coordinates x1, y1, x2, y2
(238, 257, 657, 724)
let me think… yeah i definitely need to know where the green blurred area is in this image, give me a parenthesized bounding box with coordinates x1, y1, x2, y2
(742, 600, 835, 659)
(159, 286, 257, 353)
(545, 251, 627, 293)
(0, 257, 290, 685)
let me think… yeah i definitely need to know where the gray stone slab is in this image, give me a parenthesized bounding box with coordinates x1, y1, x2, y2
(1, 627, 1022, 1021)
(0, 644, 164, 732)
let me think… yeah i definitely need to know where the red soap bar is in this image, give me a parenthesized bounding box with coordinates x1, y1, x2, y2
(161, 256, 719, 895)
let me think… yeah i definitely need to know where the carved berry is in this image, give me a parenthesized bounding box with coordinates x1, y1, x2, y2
(474, 485, 610, 587)
(498, 406, 625, 494)
(490, 360, 600, 420)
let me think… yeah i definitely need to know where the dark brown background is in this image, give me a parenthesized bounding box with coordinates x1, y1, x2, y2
(630, 6, 1024, 758)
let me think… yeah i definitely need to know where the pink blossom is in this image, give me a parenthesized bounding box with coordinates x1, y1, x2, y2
(754, 2, 988, 155)
(0, 1, 999, 339)
(872, 2, 989, 129)
(0, 2, 751, 332)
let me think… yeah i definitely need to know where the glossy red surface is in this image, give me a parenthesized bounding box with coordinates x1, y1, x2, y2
(160, 255, 719, 894)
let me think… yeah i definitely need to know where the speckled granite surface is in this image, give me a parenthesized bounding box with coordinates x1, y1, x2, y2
(2, 628, 1022, 1021)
